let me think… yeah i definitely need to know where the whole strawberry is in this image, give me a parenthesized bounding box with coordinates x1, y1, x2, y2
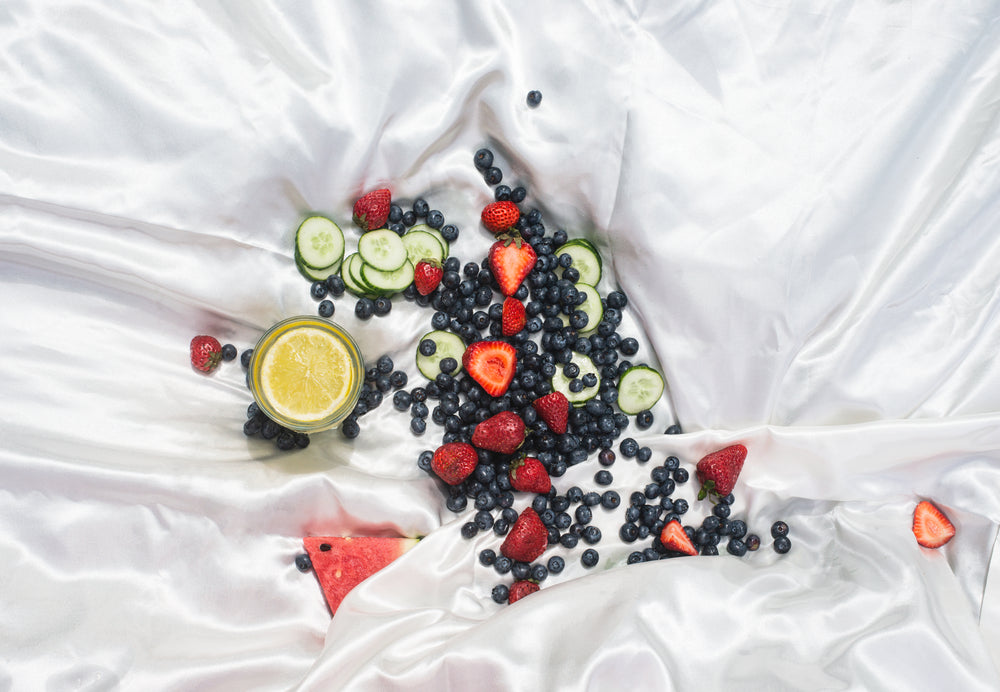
(508, 455, 551, 494)
(501, 296, 526, 336)
(471, 411, 525, 455)
(531, 391, 569, 435)
(481, 200, 520, 234)
(190, 335, 223, 373)
(508, 580, 540, 604)
(500, 507, 547, 563)
(431, 442, 477, 485)
(413, 258, 443, 296)
(489, 233, 537, 296)
(352, 188, 391, 232)
(695, 444, 747, 500)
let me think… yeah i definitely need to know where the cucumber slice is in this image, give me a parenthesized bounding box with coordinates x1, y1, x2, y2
(296, 253, 341, 282)
(617, 365, 664, 415)
(415, 330, 465, 380)
(550, 353, 600, 406)
(348, 254, 378, 293)
(559, 282, 603, 334)
(361, 260, 414, 295)
(408, 224, 449, 258)
(340, 254, 377, 298)
(358, 229, 408, 272)
(556, 240, 602, 286)
(402, 229, 446, 265)
(295, 216, 345, 270)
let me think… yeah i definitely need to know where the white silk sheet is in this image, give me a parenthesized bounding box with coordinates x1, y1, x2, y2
(3, 2, 1000, 690)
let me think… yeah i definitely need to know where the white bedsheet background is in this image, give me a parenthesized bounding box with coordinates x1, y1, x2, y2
(2, 1, 1000, 690)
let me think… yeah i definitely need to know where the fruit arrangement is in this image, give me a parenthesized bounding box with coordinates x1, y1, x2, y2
(190, 140, 958, 613)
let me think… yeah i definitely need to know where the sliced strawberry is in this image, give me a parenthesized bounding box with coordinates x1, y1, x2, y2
(462, 341, 517, 397)
(489, 233, 536, 297)
(912, 500, 956, 549)
(660, 520, 698, 556)
(508, 580, 540, 604)
(501, 297, 526, 336)
(481, 200, 520, 234)
(531, 392, 569, 435)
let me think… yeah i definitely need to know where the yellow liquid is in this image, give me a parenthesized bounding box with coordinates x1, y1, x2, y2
(249, 317, 363, 432)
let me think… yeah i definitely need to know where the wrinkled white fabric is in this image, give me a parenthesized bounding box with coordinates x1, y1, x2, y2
(2, 1, 1000, 690)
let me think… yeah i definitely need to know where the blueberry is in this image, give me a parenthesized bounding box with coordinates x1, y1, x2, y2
(620, 523, 639, 542)
(547, 555, 565, 574)
(416, 450, 433, 471)
(530, 564, 548, 582)
(712, 502, 732, 519)
(474, 148, 494, 170)
(418, 339, 437, 356)
(526, 90, 542, 107)
(575, 505, 593, 524)
(475, 510, 495, 531)
(673, 498, 689, 515)
(446, 495, 467, 512)
(746, 534, 761, 551)
(341, 417, 360, 439)
(601, 490, 621, 509)
(494, 184, 512, 202)
(727, 539, 748, 556)
(664, 424, 683, 435)
(594, 470, 613, 486)
(491, 584, 509, 603)
(581, 549, 599, 568)
(294, 553, 312, 572)
(512, 561, 531, 580)
(700, 545, 719, 556)
(606, 291, 628, 309)
(619, 438, 639, 458)
(275, 431, 296, 451)
(560, 532, 579, 549)
(318, 300, 335, 318)
(440, 224, 459, 243)
(511, 186, 527, 203)
(410, 417, 426, 435)
(479, 549, 497, 566)
(493, 519, 510, 536)
(582, 525, 602, 544)
(484, 167, 503, 185)
(325, 275, 345, 296)
(494, 557, 512, 577)
(664, 456, 680, 471)
(373, 296, 392, 316)
(627, 551, 645, 564)
(355, 298, 374, 319)
(531, 495, 548, 513)
(216, 343, 237, 363)
(771, 521, 789, 538)
(240, 349, 254, 368)
(672, 467, 689, 484)
(389, 371, 408, 389)
(310, 281, 328, 300)
(636, 446, 652, 463)
(728, 520, 747, 539)
(635, 410, 653, 429)
(427, 210, 445, 228)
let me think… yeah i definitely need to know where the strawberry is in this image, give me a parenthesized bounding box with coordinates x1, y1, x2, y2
(352, 188, 391, 232)
(508, 455, 551, 494)
(501, 296, 526, 336)
(471, 411, 525, 455)
(190, 335, 222, 373)
(481, 200, 520, 234)
(500, 507, 548, 563)
(695, 444, 747, 501)
(912, 500, 956, 549)
(430, 442, 477, 485)
(413, 258, 443, 296)
(660, 520, 698, 556)
(531, 392, 569, 435)
(508, 580, 540, 604)
(462, 341, 517, 397)
(489, 233, 537, 297)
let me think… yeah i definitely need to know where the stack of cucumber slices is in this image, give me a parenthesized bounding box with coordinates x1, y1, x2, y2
(295, 216, 346, 282)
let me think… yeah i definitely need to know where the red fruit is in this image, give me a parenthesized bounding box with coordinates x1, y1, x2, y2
(489, 233, 537, 296)
(471, 411, 525, 455)
(695, 444, 747, 500)
(303, 536, 417, 616)
(190, 335, 222, 373)
(462, 341, 517, 397)
(501, 507, 548, 563)
(531, 392, 569, 435)
(660, 520, 698, 556)
(912, 500, 956, 549)
(431, 442, 477, 485)
(481, 200, 520, 234)
(508, 580, 540, 604)
(508, 456, 551, 494)
(413, 258, 443, 296)
(352, 188, 391, 232)
(501, 296, 526, 336)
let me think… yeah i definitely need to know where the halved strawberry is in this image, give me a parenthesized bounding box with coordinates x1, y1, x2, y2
(659, 520, 698, 556)
(489, 233, 536, 297)
(463, 341, 517, 397)
(912, 500, 956, 549)
(531, 392, 569, 435)
(481, 200, 520, 234)
(508, 580, 540, 604)
(501, 296, 526, 336)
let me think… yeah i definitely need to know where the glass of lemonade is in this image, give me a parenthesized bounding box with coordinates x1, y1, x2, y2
(248, 316, 364, 433)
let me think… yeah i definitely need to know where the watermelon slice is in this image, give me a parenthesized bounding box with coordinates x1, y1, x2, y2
(303, 536, 417, 616)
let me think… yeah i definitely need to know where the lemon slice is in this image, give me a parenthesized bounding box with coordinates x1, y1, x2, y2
(259, 327, 355, 422)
